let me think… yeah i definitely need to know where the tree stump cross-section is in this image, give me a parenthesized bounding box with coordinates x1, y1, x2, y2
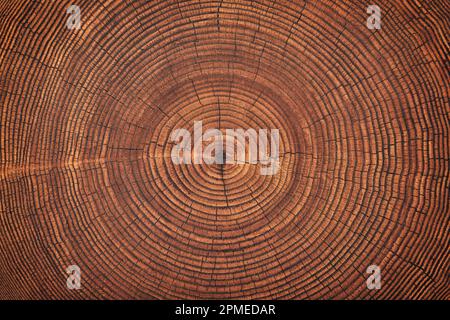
(0, 0, 448, 299)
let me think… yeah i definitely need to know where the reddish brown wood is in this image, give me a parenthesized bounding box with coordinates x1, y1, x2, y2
(0, 0, 448, 299)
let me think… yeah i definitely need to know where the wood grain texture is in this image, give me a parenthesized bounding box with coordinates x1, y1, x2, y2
(0, 0, 448, 299)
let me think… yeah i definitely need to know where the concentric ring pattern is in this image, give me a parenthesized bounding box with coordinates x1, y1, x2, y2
(0, 0, 448, 299)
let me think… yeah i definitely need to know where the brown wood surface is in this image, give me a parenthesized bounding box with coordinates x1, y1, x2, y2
(0, 0, 448, 299)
